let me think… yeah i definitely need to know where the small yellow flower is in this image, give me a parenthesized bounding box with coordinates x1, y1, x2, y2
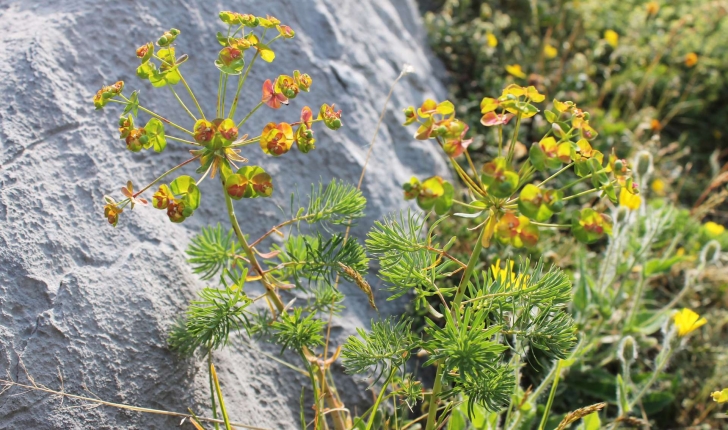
(544, 44, 558, 59)
(704, 221, 725, 237)
(646, 1, 660, 15)
(676, 247, 685, 257)
(650, 118, 661, 132)
(505, 64, 527, 79)
(651, 178, 666, 196)
(486, 32, 498, 48)
(685, 52, 698, 67)
(491, 259, 529, 289)
(673, 308, 707, 337)
(619, 188, 641, 211)
(712, 388, 728, 403)
(604, 30, 619, 48)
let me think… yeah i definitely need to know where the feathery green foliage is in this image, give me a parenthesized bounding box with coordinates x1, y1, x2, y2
(305, 179, 366, 225)
(272, 308, 326, 353)
(186, 224, 239, 280)
(342, 317, 418, 382)
(168, 271, 251, 357)
(280, 233, 368, 286)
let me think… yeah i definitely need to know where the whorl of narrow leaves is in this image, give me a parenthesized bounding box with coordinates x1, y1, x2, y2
(272, 308, 326, 353)
(305, 179, 366, 225)
(342, 317, 417, 383)
(449, 364, 515, 414)
(280, 233, 369, 286)
(308, 283, 345, 316)
(366, 210, 426, 255)
(367, 211, 459, 307)
(186, 224, 239, 280)
(467, 259, 576, 361)
(168, 275, 251, 356)
(424, 307, 507, 380)
(519, 311, 577, 361)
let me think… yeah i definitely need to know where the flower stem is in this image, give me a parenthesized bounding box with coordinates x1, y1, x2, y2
(169, 85, 197, 121)
(424, 363, 445, 430)
(237, 102, 264, 129)
(222, 178, 284, 312)
(425, 223, 487, 430)
(133, 155, 201, 198)
(366, 368, 397, 430)
(166, 135, 201, 146)
(208, 352, 221, 430)
(538, 162, 574, 188)
(179, 72, 206, 119)
(210, 363, 232, 430)
(228, 52, 260, 119)
(109, 99, 194, 135)
(537, 360, 563, 430)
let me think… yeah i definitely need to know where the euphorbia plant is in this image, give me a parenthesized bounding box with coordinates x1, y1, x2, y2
(95, 12, 371, 429)
(340, 84, 648, 430)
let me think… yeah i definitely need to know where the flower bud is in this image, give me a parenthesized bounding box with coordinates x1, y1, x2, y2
(551, 122, 565, 138)
(157, 28, 180, 47)
(167, 199, 187, 223)
(700, 240, 721, 266)
(635, 150, 653, 177)
(125, 128, 146, 152)
(240, 14, 259, 27)
(152, 185, 172, 209)
(618, 335, 638, 365)
(293, 70, 312, 92)
(278, 25, 295, 39)
(104, 204, 122, 227)
(136, 42, 154, 63)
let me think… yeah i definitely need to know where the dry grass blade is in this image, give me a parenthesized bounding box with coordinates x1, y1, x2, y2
(0, 378, 269, 430)
(555, 402, 607, 430)
(338, 262, 376, 310)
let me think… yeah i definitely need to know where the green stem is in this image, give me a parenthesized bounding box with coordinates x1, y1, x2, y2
(208, 352, 221, 430)
(228, 52, 260, 119)
(425, 224, 486, 430)
(507, 113, 523, 164)
(210, 363, 232, 430)
(538, 163, 574, 188)
(452, 223, 487, 309)
(179, 72, 206, 119)
(424, 363, 445, 430)
(625, 272, 646, 327)
(366, 368, 397, 430)
(538, 360, 563, 430)
(221, 74, 229, 117)
(562, 187, 599, 201)
(237, 102, 264, 129)
(166, 135, 201, 146)
(307, 362, 325, 430)
(109, 99, 194, 136)
(169, 85, 197, 121)
(133, 155, 201, 198)
(530, 221, 571, 228)
(222, 178, 285, 312)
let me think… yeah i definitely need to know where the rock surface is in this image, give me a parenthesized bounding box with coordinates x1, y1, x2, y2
(0, 0, 447, 428)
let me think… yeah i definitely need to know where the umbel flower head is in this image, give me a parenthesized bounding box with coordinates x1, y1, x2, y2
(673, 308, 707, 337)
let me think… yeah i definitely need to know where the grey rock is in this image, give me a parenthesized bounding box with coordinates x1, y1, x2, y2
(0, 0, 447, 428)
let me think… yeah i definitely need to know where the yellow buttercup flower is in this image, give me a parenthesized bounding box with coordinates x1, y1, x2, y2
(544, 44, 558, 59)
(685, 52, 698, 67)
(619, 188, 641, 211)
(491, 259, 529, 290)
(704, 221, 725, 237)
(505, 64, 527, 79)
(712, 388, 728, 403)
(486, 32, 498, 48)
(604, 30, 619, 48)
(651, 179, 666, 196)
(673, 308, 707, 337)
(646, 1, 660, 15)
